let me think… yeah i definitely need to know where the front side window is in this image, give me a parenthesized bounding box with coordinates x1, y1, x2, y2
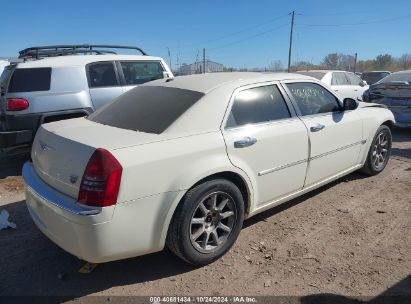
(331, 72, 349, 85)
(120, 61, 164, 85)
(226, 85, 290, 128)
(88, 62, 118, 88)
(346, 73, 362, 85)
(286, 82, 341, 116)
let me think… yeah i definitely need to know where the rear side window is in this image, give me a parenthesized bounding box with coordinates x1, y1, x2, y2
(88, 62, 119, 88)
(120, 61, 164, 85)
(331, 72, 349, 85)
(226, 85, 291, 128)
(346, 73, 362, 85)
(8, 68, 51, 92)
(88, 86, 204, 134)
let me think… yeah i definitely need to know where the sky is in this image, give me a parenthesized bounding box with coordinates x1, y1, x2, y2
(1, 0, 411, 70)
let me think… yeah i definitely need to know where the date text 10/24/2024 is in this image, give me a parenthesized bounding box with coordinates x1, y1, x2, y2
(149, 296, 257, 303)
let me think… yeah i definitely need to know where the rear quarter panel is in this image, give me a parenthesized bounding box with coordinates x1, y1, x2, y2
(5, 66, 91, 114)
(111, 131, 253, 250)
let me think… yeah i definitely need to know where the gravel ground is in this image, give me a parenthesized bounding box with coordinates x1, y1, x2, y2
(0, 129, 410, 303)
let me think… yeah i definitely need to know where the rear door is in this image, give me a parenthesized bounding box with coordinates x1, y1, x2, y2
(331, 72, 353, 99)
(346, 72, 368, 100)
(283, 81, 363, 187)
(87, 61, 124, 110)
(222, 82, 309, 207)
(117, 61, 166, 93)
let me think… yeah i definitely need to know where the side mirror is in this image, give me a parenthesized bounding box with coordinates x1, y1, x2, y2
(163, 71, 174, 80)
(359, 80, 367, 87)
(343, 98, 359, 110)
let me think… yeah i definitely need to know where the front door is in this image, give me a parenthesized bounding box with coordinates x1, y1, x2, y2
(283, 81, 363, 187)
(222, 83, 309, 206)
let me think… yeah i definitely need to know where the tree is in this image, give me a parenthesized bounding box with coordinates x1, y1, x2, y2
(339, 54, 356, 71)
(397, 54, 411, 70)
(321, 53, 340, 69)
(374, 54, 394, 70)
(268, 60, 284, 72)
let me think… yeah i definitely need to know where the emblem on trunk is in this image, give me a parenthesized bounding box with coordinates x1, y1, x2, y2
(39, 141, 54, 151)
(70, 175, 78, 184)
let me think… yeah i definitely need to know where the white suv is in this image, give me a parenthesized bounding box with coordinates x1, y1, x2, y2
(0, 45, 173, 150)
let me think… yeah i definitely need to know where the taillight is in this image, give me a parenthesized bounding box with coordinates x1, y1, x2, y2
(78, 148, 122, 207)
(6, 98, 29, 111)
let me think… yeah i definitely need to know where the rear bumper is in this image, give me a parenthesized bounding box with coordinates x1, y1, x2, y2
(0, 113, 40, 149)
(0, 129, 33, 149)
(387, 106, 411, 127)
(23, 162, 181, 263)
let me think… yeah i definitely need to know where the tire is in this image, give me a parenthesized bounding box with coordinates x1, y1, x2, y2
(166, 179, 245, 265)
(361, 125, 392, 176)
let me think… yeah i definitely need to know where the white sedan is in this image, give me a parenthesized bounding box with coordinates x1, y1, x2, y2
(23, 73, 394, 265)
(297, 70, 369, 101)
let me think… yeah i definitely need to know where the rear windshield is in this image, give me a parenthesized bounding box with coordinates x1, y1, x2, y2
(88, 86, 204, 134)
(8, 68, 52, 92)
(379, 72, 411, 83)
(362, 72, 390, 84)
(296, 72, 326, 80)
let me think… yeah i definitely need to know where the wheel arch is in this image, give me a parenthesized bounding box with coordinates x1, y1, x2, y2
(158, 168, 254, 249)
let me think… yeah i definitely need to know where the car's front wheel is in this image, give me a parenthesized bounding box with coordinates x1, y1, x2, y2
(166, 179, 244, 265)
(361, 125, 392, 175)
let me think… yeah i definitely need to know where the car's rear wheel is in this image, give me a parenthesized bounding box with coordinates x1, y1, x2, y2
(166, 179, 244, 265)
(361, 125, 392, 175)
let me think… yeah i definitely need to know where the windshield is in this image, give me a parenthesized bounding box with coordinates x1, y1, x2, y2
(379, 72, 411, 83)
(296, 72, 326, 80)
(88, 86, 204, 134)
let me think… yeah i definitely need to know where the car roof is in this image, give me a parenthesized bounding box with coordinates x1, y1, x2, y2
(362, 71, 391, 73)
(391, 70, 411, 74)
(145, 72, 313, 93)
(15, 54, 164, 68)
(298, 69, 353, 73)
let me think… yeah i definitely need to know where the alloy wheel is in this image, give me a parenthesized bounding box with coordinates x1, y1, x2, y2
(189, 191, 237, 253)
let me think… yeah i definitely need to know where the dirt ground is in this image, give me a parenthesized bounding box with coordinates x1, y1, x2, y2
(0, 129, 410, 303)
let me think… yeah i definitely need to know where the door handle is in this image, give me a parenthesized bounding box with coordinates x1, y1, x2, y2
(234, 137, 257, 148)
(310, 123, 325, 132)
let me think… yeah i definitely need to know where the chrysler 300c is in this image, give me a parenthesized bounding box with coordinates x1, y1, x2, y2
(23, 73, 394, 265)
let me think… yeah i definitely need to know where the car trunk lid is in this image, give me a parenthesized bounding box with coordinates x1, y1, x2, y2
(32, 118, 163, 199)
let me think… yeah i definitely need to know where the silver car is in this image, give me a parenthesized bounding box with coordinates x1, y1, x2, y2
(0, 45, 173, 151)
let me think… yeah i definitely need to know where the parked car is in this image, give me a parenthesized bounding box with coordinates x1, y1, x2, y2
(361, 71, 391, 85)
(296, 70, 368, 101)
(363, 70, 411, 127)
(0, 45, 173, 151)
(0, 59, 10, 75)
(23, 72, 394, 265)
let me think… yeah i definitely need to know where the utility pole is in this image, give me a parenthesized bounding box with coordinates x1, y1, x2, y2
(203, 48, 206, 74)
(287, 11, 295, 73)
(166, 47, 172, 71)
(354, 53, 358, 73)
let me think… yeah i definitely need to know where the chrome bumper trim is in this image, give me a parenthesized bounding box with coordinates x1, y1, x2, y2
(23, 162, 101, 216)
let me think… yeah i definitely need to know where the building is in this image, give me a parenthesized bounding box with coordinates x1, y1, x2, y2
(178, 60, 224, 75)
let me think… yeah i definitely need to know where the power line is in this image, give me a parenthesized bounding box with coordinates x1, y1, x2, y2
(208, 23, 289, 52)
(298, 14, 411, 27)
(177, 13, 289, 49)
